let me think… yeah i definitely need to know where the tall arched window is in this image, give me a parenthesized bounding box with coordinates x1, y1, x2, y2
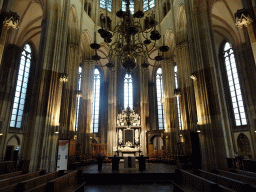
(223, 42, 247, 126)
(92, 68, 101, 133)
(143, 0, 155, 12)
(75, 66, 82, 131)
(122, 0, 134, 14)
(10, 44, 32, 128)
(174, 66, 182, 130)
(100, 0, 112, 12)
(124, 73, 133, 109)
(156, 68, 164, 129)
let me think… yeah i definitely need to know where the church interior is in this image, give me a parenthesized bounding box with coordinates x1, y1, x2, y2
(1, 0, 256, 191)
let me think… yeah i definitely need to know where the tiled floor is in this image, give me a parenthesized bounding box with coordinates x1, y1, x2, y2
(83, 163, 176, 174)
(84, 183, 174, 192)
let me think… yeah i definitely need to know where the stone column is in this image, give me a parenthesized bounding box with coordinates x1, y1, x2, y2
(176, 43, 197, 132)
(162, 59, 178, 155)
(184, 0, 228, 169)
(0, 44, 21, 158)
(140, 67, 149, 155)
(0, 11, 19, 68)
(21, 0, 71, 172)
(235, 9, 256, 66)
(59, 43, 79, 139)
(79, 60, 95, 154)
(107, 65, 117, 157)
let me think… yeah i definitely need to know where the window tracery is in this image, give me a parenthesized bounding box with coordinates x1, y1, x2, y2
(223, 42, 247, 126)
(10, 44, 32, 128)
(156, 68, 164, 130)
(92, 68, 101, 133)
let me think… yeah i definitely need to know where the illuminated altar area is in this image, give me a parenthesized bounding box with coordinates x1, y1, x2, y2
(116, 108, 142, 156)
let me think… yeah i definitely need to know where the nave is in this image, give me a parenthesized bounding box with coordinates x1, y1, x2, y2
(1, 159, 256, 192)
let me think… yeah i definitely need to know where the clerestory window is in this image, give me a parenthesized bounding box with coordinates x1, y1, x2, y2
(122, 0, 134, 14)
(124, 73, 133, 109)
(143, 0, 155, 12)
(100, 0, 112, 12)
(10, 44, 32, 128)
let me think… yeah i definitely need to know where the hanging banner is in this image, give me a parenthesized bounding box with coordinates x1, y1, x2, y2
(56, 140, 69, 171)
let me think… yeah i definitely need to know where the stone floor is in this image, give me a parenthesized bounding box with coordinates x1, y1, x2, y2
(83, 162, 176, 174)
(82, 163, 176, 191)
(84, 183, 174, 192)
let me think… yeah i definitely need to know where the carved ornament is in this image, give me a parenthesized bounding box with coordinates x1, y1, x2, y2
(235, 9, 253, 28)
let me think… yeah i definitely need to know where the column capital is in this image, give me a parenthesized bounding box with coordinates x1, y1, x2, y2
(235, 9, 253, 28)
(176, 42, 188, 50)
(68, 43, 79, 51)
(81, 60, 95, 66)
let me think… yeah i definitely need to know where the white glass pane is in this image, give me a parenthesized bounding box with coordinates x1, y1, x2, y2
(230, 91, 236, 97)
(10, 121, 15, 127)
(16, 122, 21, 128)
(241, 119, 247, 125)
(236, 120, 241, 126)
(240, 113, 245, 119)
(11, 115, 16, 121)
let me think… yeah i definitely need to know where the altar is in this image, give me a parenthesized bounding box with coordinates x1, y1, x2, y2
(116, 108, 142, 157)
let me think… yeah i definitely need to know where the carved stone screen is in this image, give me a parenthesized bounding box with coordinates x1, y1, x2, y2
(124, 129, 133, 144)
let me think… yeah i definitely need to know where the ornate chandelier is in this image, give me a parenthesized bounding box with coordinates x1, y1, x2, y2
(90, 0, 169, 72)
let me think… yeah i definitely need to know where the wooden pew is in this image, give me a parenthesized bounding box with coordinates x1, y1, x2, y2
(196, 169, 256, 191)
(0, 170, 45, 188)
(229, 169, 256, 178)
(216, 169, 256, 186)
(174, 169, 220, 192)
(46, 169, 84, 192)
(0, 161, 15, 174)
(0, 170, 45, 192)
(0, 171, 23, 181)
(15, 171, 63, 192)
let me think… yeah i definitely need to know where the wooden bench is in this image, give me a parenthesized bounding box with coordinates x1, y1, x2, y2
(0, 170, 45, 188)
(46, 169, 83, 192)
(0, 161, 15, 175)
(229, 168, 256, 178)
(171, 180, 186, 192)
(216, 169, 256, 186)
(174, 169, 220, 192)
(0, 171, 23, 181)
(196, 169, 256, 191)
(15, 170, 63, 192)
